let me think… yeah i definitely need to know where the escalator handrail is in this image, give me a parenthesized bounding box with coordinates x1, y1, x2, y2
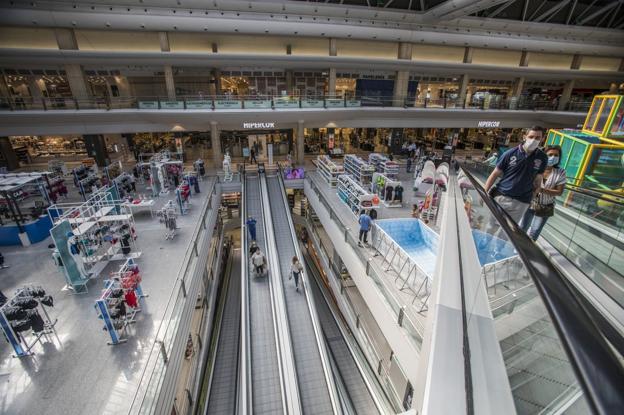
(563, 182, 624, 208)
(460, 166, 624, 415)
(275, 170, 342, 414)
(238, 173, 251, 414)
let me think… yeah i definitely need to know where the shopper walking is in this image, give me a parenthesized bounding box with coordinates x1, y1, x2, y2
(250, 148, 257, 164)
(406, 156, 413, 173)
(519, 145, 567, 240)
(289, 256, 304, 292)
(358, 210, 372, 247)
(251, 249, 267, 277)
(246, 216, 257, 241)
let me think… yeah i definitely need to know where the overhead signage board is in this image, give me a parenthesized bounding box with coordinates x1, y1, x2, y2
(215, 100, 242, 109)
(274, 98, 300, 108)
(160, 101, 184, 109)
(301, 99, 324, 108)
(325, 99, 344, 108)
(185, 100, 212, 109)
(477, 121, 501, 128)
(345, 100, 361, 107)
(138, 101, 159, 109)
(242, 122, 276, 129)
(244, 100, 272, 109)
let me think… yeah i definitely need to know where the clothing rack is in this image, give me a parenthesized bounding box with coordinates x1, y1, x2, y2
(0, 285, 57, 357)
(371, 172, 403, 208)
(158, 201, 178, 240)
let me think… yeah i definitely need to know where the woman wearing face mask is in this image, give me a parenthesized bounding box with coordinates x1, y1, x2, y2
(520, 145, 567, 240)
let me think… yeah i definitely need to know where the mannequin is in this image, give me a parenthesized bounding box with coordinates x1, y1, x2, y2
(223, 152, 233, 182)
(66, 232, 88, 278)
(158, 166, 167, 194)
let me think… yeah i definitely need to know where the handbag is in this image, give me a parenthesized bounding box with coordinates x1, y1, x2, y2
(531, 200, 555, 217)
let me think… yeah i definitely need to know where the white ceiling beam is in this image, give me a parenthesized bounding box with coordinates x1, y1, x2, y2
(566, 0, 578, 25)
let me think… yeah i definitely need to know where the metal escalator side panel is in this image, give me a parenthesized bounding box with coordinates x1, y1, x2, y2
(266, 174, 341, 415)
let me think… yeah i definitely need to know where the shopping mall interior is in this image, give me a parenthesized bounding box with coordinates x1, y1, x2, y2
(0, 1, 623, 414)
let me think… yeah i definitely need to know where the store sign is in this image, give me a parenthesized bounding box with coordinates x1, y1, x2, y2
(242, 122, 276, 129)
(138, 101, 159, 109)
(274, 97, 300, 108)
(215, 100, 242, 109)
(477, 121, 501, 128)
(244, 100, 272, 109)
(160, 101, 184, 109)
(301, 99, 324, 108)
(325, 99, 344, 108)
(185, 100, 212, 109)
(345, 100, 361, 107)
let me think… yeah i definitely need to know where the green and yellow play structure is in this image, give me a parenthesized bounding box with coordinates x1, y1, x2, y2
(546, 94, 624, 191)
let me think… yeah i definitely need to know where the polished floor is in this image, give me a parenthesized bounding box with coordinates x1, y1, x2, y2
(0, 178, 213, 415)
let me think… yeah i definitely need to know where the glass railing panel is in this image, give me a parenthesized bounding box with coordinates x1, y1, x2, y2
(459, 167, 589, 414)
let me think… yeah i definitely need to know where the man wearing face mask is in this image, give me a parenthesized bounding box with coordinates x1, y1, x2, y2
(484, 126, 548, 225)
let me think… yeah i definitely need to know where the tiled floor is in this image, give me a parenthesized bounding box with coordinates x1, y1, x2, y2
(0, 177, 214, 415)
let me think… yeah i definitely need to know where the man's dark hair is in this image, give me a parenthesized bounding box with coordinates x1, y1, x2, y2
(528, 125, 545, 134)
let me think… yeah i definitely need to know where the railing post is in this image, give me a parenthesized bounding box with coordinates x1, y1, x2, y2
(158, 340, 169, 364)
(181, 279, 187, 298)
(194, 241, 198, 257)
(366, 260, 371, 276)
(443, 96, 447, 108)
(41, 98, 47, 111)
(74, 98, 80, 110)
(398, 306, 405, 326)
(344, 227, 349, 242)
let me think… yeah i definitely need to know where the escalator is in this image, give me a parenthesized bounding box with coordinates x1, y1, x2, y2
(205, 249, 241, 414)
(240, 172, 285, 414)
(263, 170, 340, 414)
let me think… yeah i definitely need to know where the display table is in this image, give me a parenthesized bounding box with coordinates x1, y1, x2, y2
(121, 199, 155, 217)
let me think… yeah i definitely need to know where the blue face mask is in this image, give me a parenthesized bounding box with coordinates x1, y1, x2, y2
(547, 156, 559, 166)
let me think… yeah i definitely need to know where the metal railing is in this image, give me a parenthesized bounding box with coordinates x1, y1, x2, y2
(127, 178, 220, 415)
(0, 94, 592, 112)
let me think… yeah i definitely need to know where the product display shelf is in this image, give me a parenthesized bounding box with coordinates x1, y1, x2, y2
(336, 174, 380, 216)
(343, 154, 375, 186)
(315, 155, 344, 188)
(369, 153, 400, 179)
(371, 172, 403, 208)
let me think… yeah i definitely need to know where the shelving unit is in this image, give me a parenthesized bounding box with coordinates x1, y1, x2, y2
(336, 174, 380, 216)
(315, 155, 344, 188)
(343, 154, 375, 186)
(371, 172, 403, 208)
(368, 153, 400, 179)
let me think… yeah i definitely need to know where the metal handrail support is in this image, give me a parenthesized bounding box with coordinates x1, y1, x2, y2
(275, 171, 342, 415)
(259, 173, 303, 414)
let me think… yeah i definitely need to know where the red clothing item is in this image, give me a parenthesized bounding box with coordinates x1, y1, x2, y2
(124, 290, 138, 308)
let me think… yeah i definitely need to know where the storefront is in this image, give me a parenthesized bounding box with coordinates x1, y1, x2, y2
(9, 136, 87, 165)
(220, 128, 292, 159)
(466, 80, 513, 108)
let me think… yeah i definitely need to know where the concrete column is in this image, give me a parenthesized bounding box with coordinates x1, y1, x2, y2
(164, 65, 176, 100)
(328, 68, 336, 97)
(520, 50, 530, 67)
(211, 121, 221, 166)
(571, 54, 583, 70)
(558, 80, 575, 111)
(0, 136, 19, 171)
(54, 28, 78, 50)
(329, 38, 337, 56)
(65, 64, 90, 100)
(28, 77, 44, 99)
(83, 135, 109, 167)
(159, 32, 171, 52)
(458, 74, 469, 107)
(393, 42, 412, 107)
(463, 46, 473, 64)
(297, 120, 305, 165)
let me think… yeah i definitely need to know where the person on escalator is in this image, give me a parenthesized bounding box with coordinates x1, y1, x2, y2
(251, 249, 266, 277)
(289, 256, 304, 292)
(249, 241, 259, 256)
(246, 216, 257, 241)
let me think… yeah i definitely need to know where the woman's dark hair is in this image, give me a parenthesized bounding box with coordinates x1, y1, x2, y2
(545, 145, 562, 167)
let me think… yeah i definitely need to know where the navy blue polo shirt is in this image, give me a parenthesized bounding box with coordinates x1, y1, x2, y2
(495, 145, 547, 203)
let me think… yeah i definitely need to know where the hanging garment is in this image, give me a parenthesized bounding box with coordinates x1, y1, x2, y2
(4, 306, 27, 321)
(13, 296, 38, 310)
(394, 185, 404, 202)
(28, 311, 45, 333)
(385, 186, 394, 201)
(41, 295, 54, 307)
(124, 290, 138, 308)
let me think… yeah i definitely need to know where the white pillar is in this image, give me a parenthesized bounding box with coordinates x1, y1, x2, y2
(297, 120, 305, 165)
(28, 77, 44, 99)
(65, 64, 90, 100)
(164, 65, 176, 100)
(458, 74, 469, 107)
(328, 68, 336, 97)
(558, 80, 575, 111)
(211, 121, 221, 166)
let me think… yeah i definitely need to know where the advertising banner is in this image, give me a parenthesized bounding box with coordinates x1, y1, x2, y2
(215, 100, 243, 109)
